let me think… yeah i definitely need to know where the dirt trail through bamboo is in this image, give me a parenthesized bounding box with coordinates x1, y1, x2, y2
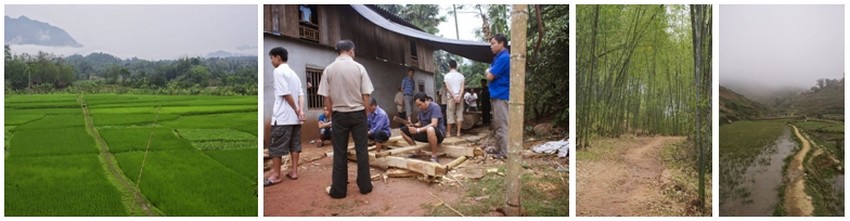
(785, 125, 813, 216)
(78, 95, 158, 216)
(578, 136, 683, 216)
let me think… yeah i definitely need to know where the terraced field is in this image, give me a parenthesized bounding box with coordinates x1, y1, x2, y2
(5, 94, 258, 216)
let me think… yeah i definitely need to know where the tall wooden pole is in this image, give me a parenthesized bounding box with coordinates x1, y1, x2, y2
(505, 4, 528, 216)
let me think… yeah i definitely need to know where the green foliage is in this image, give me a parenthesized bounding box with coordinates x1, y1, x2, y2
(526, 5, 569, 125)
(115, 150, 257, 216)
(577, 5, 710, 145)
(177, 128, 256, 142)
(99, 127, 195, 153)
(3, 50, 75, 90)
(5, 155, 130, 216)
(4, 46, 258, 95)
(376, 4, 446, 34)
(577, 4, 712, 208)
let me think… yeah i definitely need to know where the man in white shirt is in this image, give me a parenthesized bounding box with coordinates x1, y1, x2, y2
(443, 60, 465, 137)
(394, 87, 406, 120)
(265, 47, 305, 187)
(464, 89, 478, 112)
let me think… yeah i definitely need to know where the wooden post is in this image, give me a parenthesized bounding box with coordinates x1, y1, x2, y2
(505, 4, 528, 216)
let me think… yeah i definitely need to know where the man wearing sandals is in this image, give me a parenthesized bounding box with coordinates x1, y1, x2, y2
(265, 47, 305, 186)
(318, 40, 374, 198)
(399, 92, 446, 163)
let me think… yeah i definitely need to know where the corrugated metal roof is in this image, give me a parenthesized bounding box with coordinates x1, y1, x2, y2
(351, 4, 496, 63)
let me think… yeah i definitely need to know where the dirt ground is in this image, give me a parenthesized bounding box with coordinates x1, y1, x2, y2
(578, 136, 688, 216)
(263, 126, 568, 216)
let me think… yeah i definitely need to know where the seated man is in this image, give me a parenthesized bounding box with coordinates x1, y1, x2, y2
(367, 98, 391, 152)
(316, 107, 332, 147)
(400, 92, 445, 163)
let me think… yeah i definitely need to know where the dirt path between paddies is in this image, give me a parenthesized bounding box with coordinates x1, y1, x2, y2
(578, 136, 685, 216)
(78, 95, 159, 216)
(785, 125, 813, 216)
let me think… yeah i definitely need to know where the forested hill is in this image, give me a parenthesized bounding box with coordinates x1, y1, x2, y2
(788, 78, 844, 117)
(4, 46, 258, 95)
(720, 86, 773, 122)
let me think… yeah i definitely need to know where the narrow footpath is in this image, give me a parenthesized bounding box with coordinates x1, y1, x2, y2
(78, 95, 159, 216)
(784, 125, 813, 216)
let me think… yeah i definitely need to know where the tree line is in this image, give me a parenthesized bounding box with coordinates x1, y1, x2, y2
(378, 4, 569, 125)
(4, 45, 258, 95)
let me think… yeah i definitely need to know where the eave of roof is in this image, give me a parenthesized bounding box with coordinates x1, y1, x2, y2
(351, 4, 496, 63)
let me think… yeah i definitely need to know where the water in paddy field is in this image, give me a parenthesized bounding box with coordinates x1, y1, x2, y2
(721, 127, 797, 216)
(830, 174, 845, 216)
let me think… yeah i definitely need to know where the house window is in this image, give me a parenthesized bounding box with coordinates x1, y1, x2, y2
(306, 68, 324, 109)
(418, 83, 425, 93)
(299, 5, 319, 42)
(409, 39, 419, 67)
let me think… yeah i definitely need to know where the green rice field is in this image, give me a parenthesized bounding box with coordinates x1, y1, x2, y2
(5, 94, 258, 216)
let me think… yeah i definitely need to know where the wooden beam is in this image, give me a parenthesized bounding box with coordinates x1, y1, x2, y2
(446, 156, 468, 170)
(386, 168, 418, 178)
(375, 143, 429, 157)
(441, 136, 468, 145)
(347, 152, 446, 176)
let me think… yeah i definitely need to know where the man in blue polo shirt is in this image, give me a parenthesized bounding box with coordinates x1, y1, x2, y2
(400, 68, 416, 122)
(486, 34, 509, 159)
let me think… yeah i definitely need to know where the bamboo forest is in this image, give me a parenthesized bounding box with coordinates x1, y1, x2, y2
(576, 5, 712, 216)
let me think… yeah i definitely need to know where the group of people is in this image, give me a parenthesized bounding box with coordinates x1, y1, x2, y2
(264, 33, 512, 199)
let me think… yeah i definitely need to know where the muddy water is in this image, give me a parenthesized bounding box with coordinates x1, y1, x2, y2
(831, 174, 845, 216)
(721, 127, 797, 216)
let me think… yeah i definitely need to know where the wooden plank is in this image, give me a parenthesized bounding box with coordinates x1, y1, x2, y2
(263, 5, 272, 32)
(282, 5, 299, 38)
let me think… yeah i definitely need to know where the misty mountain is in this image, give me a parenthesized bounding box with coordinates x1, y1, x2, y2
(720, 81, 805, 110)
(720, 86, 773, 123)
(788, 78, 844, 117)
(5, 15, 83, 47)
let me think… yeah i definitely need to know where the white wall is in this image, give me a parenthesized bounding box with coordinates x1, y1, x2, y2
(263, 36, 435, 147)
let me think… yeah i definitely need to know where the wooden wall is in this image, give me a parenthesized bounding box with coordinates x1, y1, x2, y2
(264, 5, 435, 73)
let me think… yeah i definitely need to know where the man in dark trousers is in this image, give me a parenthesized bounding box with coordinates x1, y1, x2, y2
(479, 78, 491, 125)
(317, 40, 374, 198)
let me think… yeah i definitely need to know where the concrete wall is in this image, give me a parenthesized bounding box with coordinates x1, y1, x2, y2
(263, 36, 435, 148)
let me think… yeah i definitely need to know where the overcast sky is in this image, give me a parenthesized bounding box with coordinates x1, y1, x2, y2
(436, 4, 482, 41)
(720, 5, 844, 89)
(5, 5, 257, 60)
